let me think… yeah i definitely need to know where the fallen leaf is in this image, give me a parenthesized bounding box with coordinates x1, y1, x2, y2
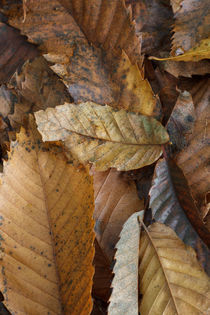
(175, 77, 210, 208)
(129, 0, 173, 55)
(159, 59, 210, 78)
(149, 158, 210, 273)
(58, 0, 141, 63)
(5, 0, 159, 116)
(108, 211, 142, 315)
(0, 117, 95, 314)
(150, 38, 210, 61)
(139, 222, 210, 314)
(171, 0, 210, 55)
(92, 239, 112, 303)
(35, 102, 169, 171)
(0, 22, 38, 84)
(0, 56, 72, 145)
(167, 90, 196, 152)
(93, 168, 143, 260)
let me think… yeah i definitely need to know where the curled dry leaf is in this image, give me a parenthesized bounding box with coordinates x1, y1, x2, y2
(108, 211, 143, 315)
(149, 158, 210, 273)
(0, 22, 38, 84)
(35, 102, 169, 171)
(93, 168, 143, 260)
(0, 118, 95, 314)
(5, 0, 159, 116)
(139, 222, 210, 314)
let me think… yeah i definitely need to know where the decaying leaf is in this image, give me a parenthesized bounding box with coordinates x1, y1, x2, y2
(58, 0, 141, 63)
(0, 118, 95, 314)
(0, 22, 38, 84)
(35, 102, 169, 171)
(159, 59, 210, 78)
(150, 38, 210, 62)
(5, 0, 160, 117)
(109, 211, 142, 315)
(171, 0, 210, 56)
(149, 158, 210, 273)
(167, 90, 195, 152)
(93, 168, 143, 260)
(0, 56, 72, 146)
(139, 222, 210, 314)
(129, 0, 173, 55)
(175, 77, 210, 207)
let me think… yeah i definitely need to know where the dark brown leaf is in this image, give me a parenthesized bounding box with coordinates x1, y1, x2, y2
(0, 22, 38, 84)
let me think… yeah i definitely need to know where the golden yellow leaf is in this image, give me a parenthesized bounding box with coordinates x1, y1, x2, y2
(139, 222, 210, 314)
(0, 118, 95, 314)
(108, 211, 143, 315)
(35, 102, 169, 171)
(150, 38, 210, 62)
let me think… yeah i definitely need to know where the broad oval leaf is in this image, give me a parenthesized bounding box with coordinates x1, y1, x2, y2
(0, 119, 95, 314)
(139, 222, 210, 315)
(149, 158, 210, 273)
(35, 102, 169, 171)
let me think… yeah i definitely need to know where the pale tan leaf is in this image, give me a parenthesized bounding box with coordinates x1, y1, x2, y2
(93, 168, 144, 260)
(35, 102, 169, 171)
(108, 211, 143, 315)
(139, 222, 210, 315)
(0, 118, 95, 314)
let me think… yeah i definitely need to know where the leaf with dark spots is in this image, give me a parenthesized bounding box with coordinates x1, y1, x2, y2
(0, 22, 38, 84)
(167, 90, 196, 153)
(5, 0, 160, 116)
(149, 158, 210, 274)
(128, 0, 173, 56)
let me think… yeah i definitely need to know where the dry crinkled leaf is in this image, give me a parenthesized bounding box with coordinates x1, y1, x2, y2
(0, 118, 95, 314)
(139, 222, 210, 314)
(35, 102, 169, 171)
(171, 0, 210, 55)
(93, 168, 143, 260)
(149, 158, 210, 273)
(5, 0, 159, 116)
(108, 211, 143, 315)
(150, 38, 210, 62)
(175, 77, 210, 208)
(0, 56, 72, 146)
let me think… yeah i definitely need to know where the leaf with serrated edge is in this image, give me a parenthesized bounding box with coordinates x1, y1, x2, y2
(35, 102, 169, 171)
(139, 222, 210, 314)
(0, 117, 95, 314)
(108, 211, 143, 315)
(149, 158, 210, 273)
